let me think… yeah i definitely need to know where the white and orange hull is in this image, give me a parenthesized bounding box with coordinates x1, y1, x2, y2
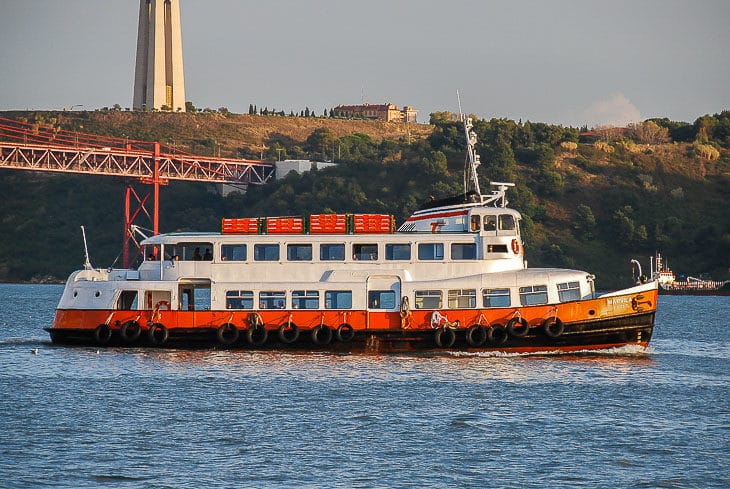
(47, 283, 657, 354)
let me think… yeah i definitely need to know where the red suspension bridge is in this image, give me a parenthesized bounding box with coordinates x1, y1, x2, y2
(0, 116, 275, 267)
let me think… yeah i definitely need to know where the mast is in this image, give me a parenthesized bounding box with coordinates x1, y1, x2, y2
(457, 91, 513, 208)
(457, 91, 482, 199)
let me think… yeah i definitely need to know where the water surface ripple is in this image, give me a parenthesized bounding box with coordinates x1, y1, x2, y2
(0, 284, 728, 488)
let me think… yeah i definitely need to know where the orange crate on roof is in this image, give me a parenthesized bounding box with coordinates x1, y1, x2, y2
(310, 214, 347, 234)
(266, 217, 304, 234)
(222, 218, 259, 234)
(352, 214, 393, 233)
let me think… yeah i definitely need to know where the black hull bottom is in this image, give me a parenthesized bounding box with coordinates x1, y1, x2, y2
(46, 312, 655, 354)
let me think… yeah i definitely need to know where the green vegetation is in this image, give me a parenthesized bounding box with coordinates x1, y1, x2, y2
(0, 109, 728, 289)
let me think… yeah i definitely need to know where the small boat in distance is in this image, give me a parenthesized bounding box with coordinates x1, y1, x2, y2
(46, 105, 658, 353)
(650, 253, 730, 296)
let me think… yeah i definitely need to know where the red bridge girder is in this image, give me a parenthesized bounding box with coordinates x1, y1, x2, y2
(0, 117, 275, 267)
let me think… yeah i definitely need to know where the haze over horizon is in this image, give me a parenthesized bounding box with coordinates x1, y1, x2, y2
(1, 0, 728, 127)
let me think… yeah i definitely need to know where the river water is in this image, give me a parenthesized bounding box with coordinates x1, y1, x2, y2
(0, 284, 728, 488)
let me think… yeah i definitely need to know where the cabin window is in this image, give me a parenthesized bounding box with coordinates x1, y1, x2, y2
(519, 285, 548, 306)
(117, 290, 138, 310)
(414, 290, 442, 309)
(353, 244, 378, 261)
(484, 216, 497, 231)
(486, 244, 509, 253)
(254, 244, 280, 261)
(320, 243, 345, 261)
(221, 244, 247, 261)
(385, 243, 411, 260)
(292, 290, 319, 309)
(325, 290, 352, 309)
(369, 290, 396, 309)
(448, 289, 476, 308)
(168, 242, 213, 261)
(226, 290, 254, 309)
(260, 291, 286, 309)
(451, 243, 477, 260)
(470, 215, 481, 232)
(287, 244, 312, 261)
(499, 214, 516, 231)
(483, 288, 511, 307)
(418, 243, 444, 260)
(557, 281, 581, 302)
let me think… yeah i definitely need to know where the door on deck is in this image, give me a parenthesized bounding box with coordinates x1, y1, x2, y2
(178, 280, 212, 327)
(365, 275, 401, 329)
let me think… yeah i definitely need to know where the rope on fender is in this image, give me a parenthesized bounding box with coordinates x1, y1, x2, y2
(400, 296, 412, 328)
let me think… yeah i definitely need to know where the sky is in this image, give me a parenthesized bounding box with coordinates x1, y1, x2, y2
(1, 0, 728, 127)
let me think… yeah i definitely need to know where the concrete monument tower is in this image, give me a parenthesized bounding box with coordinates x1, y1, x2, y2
(133, 0, 186, 111)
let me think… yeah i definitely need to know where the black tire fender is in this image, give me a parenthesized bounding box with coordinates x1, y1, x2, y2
(148, 323, 169, 345)
(311, 325, 333, 345)
(466, 324, 487, 347)
(120, 321, 141, 343)
(335, 323, 355, 342)
(507, 317, 530, 338)
(487, 324, 508, 345)
(434, 327, 456, 348)
(278, 322, 300, 344)
(217, 323, 239, 345)
(93, 324, 112, 345)
(542, 317, 564, 338)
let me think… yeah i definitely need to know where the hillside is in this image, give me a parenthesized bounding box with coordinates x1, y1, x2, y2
(1, 110, 431, 160)
(0, 109, 728, 289)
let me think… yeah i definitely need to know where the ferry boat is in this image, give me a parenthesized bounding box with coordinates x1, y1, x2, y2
(46, 112, 658, 354)
(649, 253, 730, 296)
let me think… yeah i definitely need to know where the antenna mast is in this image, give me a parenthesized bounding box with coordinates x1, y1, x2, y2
(80, 225, 93, 270)
(457, 91, 482, 200)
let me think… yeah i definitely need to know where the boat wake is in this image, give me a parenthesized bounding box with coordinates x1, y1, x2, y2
(446, 343, 651, 359)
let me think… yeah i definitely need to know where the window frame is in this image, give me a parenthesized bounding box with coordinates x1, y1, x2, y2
(225, 290, 254, 309)
(254, 244, 280, 261)
(448, 289, 477, 309)
(287, 243, 313, 261)
(221, 244, 247, 262)
(417, 243, 444, 261)
(482, 288, 511, 308)
(519, 285, 549, 306)
(414, 290, 443, 309)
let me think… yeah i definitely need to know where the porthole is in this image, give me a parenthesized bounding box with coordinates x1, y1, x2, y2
(95, 291, 101, 298)
(588, 309, 595, 316)
(73, 291, 78, 298)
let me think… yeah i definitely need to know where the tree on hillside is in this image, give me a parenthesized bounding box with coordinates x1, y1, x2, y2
(305, 128, 337, 159)
(629, 121, 669, 144)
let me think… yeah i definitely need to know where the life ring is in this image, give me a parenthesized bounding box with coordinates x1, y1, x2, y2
(336, 323, 355, 342)
(507, 317, 530, 338)
(120, 320, 142, 343)
(466, 324, 487, 347)
(93, 324, 112, 345)
(217, 323, 239, 345)
(434, 327, 456, 348)
(154, 300, 171, 311)
(311, 325, 333, 345)
(542, 317, 564, 338)
(487, 324, 508, 345)
(246, 324, 268, 346)
(278, 322, 300, 344)
(148, 323, 169, 345)
(511, 239, 520, 254)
